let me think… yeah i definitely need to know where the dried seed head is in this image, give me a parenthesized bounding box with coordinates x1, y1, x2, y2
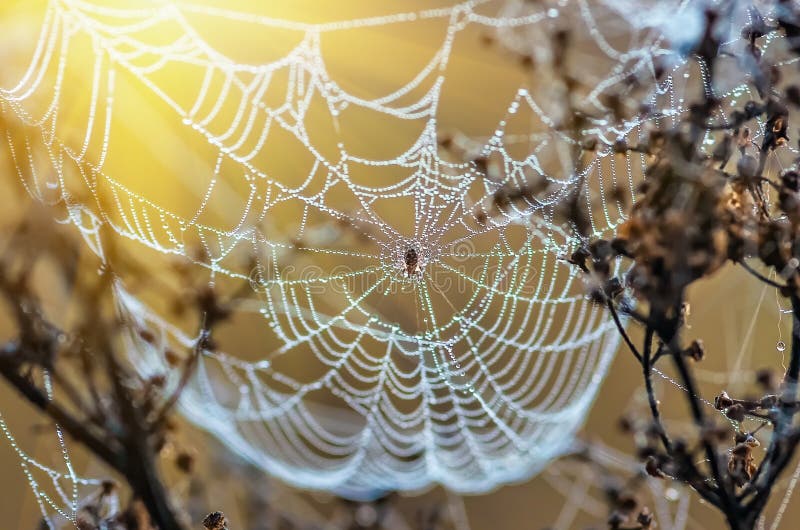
(725, 403, 746, 423)
(684, 339, 705, 362)
(567, 247, 590, 270)
(729, 441, 757, 487)
(714, 391, 734, 410)
(637, 507, 655, 529)
(644, 456, 664, 478)
(203, 512, 228, 530)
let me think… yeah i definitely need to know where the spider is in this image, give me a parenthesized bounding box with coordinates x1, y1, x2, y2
(404, 247, 421, 278)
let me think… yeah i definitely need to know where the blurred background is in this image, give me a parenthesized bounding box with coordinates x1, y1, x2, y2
(0, 1, 797, 528)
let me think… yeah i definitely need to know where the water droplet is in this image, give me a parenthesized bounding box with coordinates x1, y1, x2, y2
(777, 340, 786, 352)
(665, 488, 680, 502)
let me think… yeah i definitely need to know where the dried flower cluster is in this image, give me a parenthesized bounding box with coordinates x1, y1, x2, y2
(460, 1, 800, 528)
(539, 4, 800, 530)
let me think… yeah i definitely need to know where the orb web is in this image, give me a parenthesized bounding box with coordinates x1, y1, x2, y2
(0, 0, 700, 499)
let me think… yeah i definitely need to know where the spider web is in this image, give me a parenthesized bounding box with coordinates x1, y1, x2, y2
(0, 371, 105, 528)
(0, 0, 713, 502)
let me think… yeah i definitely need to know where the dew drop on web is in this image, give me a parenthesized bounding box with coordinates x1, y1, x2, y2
(665, 488, 680, 502)
(777, 341, 786, 352)
(0, 0, 733, 500)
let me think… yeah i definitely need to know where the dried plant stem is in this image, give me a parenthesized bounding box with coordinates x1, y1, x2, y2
(0, 341, 186, 530)
(642, 327, 670, 452)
